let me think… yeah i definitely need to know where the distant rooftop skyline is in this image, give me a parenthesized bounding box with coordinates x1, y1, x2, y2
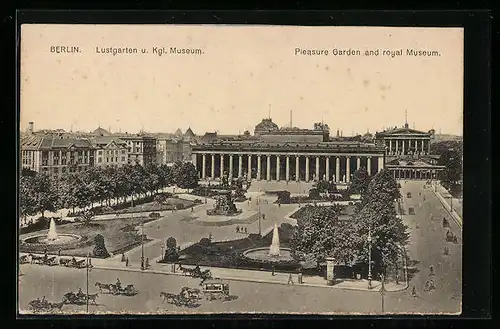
(20, 25, 463, 136)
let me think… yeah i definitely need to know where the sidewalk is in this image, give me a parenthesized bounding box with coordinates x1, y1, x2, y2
(21, 252, 407, 293)
(431, 184, 462, 228)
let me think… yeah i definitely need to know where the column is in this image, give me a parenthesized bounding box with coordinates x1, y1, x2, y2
(192, 153, 197, 169)
(211, 154, 215, 179)
(389, 140, 393, 154)
(335, 157, 340, 183)
(378, 156, 384, 172)
(356, 157, 361, 170)
(305, 156, 310, 182)
(247, 154, 252, 179)
(428, 140, 431, 154)
(202, 154, 206, 179)
(295, 155, 300, 182)
(315, 156, 320, 181)
(257, 155, 261, 180)
(421, 140, 424, 154)
(395, 140, 399, 155)
(228, 154, 233, 180)
(266, 155, 271, 181)
(220, 154, 224, 178)
(367, 157, 372, 175)
(238, 155, 243, 178)
(402, 139, 405, 155)
(276, 155, 281, 181)
(346, 157, 351, 183)
(325, 157, 330, 181)
(286, 156, 290, 181)
(414, 140, 418, 155)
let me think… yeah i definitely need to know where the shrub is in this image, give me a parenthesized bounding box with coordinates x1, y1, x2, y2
(199, 237, 212, 247)
(166, 237, 177, 249)
(277, 191, 292, 204)
(149, 212, 161, 218)
(308, 188, 320, 200)
(92, 234, 110, 258)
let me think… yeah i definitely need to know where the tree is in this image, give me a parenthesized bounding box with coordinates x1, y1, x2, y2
(353, 169, 409, 274)
(92, 234, 110, 258)
(173, 162, 199, 190)
(21, 168, 37, 177)
(438, 148, 462, 191)
(276, 191, 291, 204)
(19, 176, 37, 221)
(290, 205, 357, 268)
(81, 209, 95, 226)
(32, 173, 59, 217)
(349, 167, 371, 196)
(164, 237, 179, 261)
(308, 188, 320, 200)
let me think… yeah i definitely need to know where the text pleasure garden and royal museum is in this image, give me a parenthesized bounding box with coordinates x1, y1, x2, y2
(191, 118, 445, 183)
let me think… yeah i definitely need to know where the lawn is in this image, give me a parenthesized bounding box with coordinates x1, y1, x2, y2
(19, 216, 157, 258)
(289, 204, 356, 221)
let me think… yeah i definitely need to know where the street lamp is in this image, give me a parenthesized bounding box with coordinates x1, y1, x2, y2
(141, 218, 145, 270)
(367, 227, 372, 290)
(380, 273, 386, 313)
(86, 252, 92, 314)
(160, 244, 165, 261)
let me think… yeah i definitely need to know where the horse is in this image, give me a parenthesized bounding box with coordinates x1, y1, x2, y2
(95, 282, 114, 294)
(86, 293, 99, 305)
(49, 301, 65, 311)
(178, 264, 197, 277)
(160, 291, 178, 304)
(29, 254, 44, 264)
(59, 258, 72, 266)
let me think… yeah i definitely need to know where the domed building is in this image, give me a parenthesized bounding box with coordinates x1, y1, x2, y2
(254, 118, 279, 135)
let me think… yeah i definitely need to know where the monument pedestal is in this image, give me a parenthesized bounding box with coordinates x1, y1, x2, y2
(326, 257, 336, 286)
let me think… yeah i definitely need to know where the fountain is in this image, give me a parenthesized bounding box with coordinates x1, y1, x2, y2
(242, 223, 297, 268)
(22, 218, 82, 248)
(268, 223, 280, 257)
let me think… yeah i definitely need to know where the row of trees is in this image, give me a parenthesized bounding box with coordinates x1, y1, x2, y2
(431, 140, 463, 195)
(290, 169, 409, 275)
(19, 162, 199, 220)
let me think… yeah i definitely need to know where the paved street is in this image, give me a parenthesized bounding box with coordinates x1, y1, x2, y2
(19, 264, 446, 314)
(398, 180, 462, 313)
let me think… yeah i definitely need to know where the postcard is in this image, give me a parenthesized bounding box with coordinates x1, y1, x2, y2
(18, 24, 463, 315)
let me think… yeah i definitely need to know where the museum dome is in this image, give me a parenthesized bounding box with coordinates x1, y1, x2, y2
(254, 118, 279, 135)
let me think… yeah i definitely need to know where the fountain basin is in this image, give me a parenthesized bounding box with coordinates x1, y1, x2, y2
(23, 234, 82, 246)
(242, 247, 295, 263)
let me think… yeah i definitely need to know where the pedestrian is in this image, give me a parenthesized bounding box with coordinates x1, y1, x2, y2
(271, 265, 275, 276)
(411, 286, 417, 298)
(244, 227, 247, 234)
(121, 253, 126, 262)
(125, 257, 129, 267)
(429, 265, 434, 276)
(298, 270, 303, 284)
(287, 273, 294, 285)
(209, 232, 212, 240)
(145, 258, 150, 268)
(58, 248, 61, 257)
(262, 214, 266, 220)
(278, 203, 281, 208)
(191, 207, 194, 212)
(236, 226, 240, 233)
(141, 258, 145, 270)
(444, 247, 449, 255)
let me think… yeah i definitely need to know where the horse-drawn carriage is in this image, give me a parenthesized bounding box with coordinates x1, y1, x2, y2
(28, 298, 65, 313)
(19, 255, 30, 264)
(445, 230, 458, 243)
(178, 265, 213, 283)
(160, 287, 202, 308)
(62, 291, 99, 305)
(202, 279, 230, 301)
(26, 254, 58, 266)
(59, 257, 88, 269)
(94, 282, 138, 296)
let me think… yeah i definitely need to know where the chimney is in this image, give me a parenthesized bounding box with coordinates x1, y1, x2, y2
(27, 122, 34, 134)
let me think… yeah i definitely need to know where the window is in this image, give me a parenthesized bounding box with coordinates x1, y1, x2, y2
(98, 157, 102, 163)
(121, 156, 125, 162)
(122, 150, 126, 154)
(115, 157, 118, 162)
(98, 150, 103, 155)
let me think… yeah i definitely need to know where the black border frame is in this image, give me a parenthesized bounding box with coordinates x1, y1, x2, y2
(7, 8, 492, 328)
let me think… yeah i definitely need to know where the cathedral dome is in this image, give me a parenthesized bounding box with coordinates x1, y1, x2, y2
(254, 118, 279, 135)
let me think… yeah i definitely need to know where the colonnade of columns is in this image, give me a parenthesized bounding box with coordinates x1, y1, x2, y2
(385, 138, 431, 156)
(391, 168, 439, 180)
(193, 153, 385, 183)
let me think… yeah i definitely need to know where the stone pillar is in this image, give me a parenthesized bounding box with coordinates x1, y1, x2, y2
(211, 154, 215, 179)
(276, 155, 281, 181)
(421, 140, 425, 153)
(305, 156, 310, 182)
(266, 155, 271, 181)
(367, 157, 372, 175)
(378, 156, 384, 172)
(228, 154, 233, 180)
(326, 257, 336, 286)
(247, 154, 252, 179)
(202, 154, 206, 179)
(428, 140, 431, 154)
(415, 140, 418, 155)
(295, 155, 300, 182)
(238, 155, 243, 178)
(346, 157, 351, 183)
(286, 156, 290, 181)
(220, 154, 224, 179)
(257, 155, 261, 180)
(356, 157, 361, 170)
(395, 140, 399, 155)
(315, 156, 320, 181)
(402, 139, 405, 155)
(335, 157, 340, 183)
(325, 157, 330, 181)
(389, 140, 393, 154)
(192, 153, 197, 169)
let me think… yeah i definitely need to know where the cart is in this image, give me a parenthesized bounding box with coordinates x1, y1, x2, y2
(202, 279, 230, 301)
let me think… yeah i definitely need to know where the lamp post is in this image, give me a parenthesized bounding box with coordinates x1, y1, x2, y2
(380, 273, 386, 313)
(141, 219, 145, 270)
(86, 252, 92, 313)
(161, 244, 164, 261)
(367, 227, 372, 290)
(258, 199, 261, 237)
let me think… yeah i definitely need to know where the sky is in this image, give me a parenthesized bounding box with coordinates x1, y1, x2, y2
(20, 25, 463, 136)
